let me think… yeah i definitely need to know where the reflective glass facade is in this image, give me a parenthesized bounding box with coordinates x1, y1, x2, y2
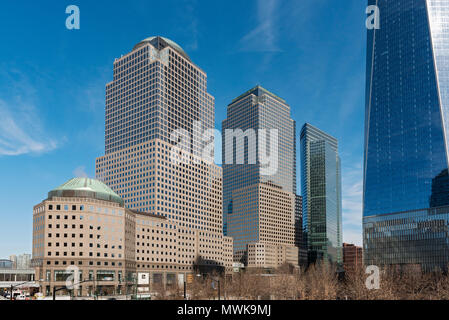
(363, 0, 449, 271)
(0, 260, 12, 269)
(300, 123, 342, 265)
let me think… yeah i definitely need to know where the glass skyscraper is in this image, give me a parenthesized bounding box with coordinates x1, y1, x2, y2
(363, 0, 449, 271)
(300, 123, 342, 265)
(222, 86, 297, 249)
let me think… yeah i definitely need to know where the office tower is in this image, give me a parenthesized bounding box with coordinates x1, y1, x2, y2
(343, 243, 363, 273)
(17, 254, 31, 269)
(104, 36, 214, 155)
(364, 0, 449, 271)
(222, 86, 297, 266)
(96, 36, 227, 278)
(229, 182, 296, 253)
(295, 195, 308, 266)
(294, 195, 303, 249)
(222, 86, 297, 236)
(300, 123, 342, 265)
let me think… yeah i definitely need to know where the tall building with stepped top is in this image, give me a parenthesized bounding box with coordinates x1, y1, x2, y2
(95, 36, 232, 282)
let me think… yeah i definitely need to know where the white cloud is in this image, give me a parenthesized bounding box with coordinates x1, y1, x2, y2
(183, 0, 199, 51)
(73, 166, 89, 178)
(0, 99, 58, 156)
(343, 227, 363, 247)
(341, 161, 363, 246)
(240, 0, 281, 52)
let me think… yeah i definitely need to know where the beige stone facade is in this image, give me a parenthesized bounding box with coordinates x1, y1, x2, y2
(228, 182, 298, 268)
(33, 194, 233, 296)
(96, 36, 227, 279)
(223, 236, 234, 273)
(32, 196, 136, 296)
(96, 139, 225, 274)
(247, 242, 298, 269)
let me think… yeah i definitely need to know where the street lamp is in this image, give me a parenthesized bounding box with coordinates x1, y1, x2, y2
(52, 279, 95, 300)
(197, 274, 221, 301)
(211, 278, 220, 301)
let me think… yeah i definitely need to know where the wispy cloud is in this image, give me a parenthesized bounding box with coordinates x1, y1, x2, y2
(0, 98, 58, 156)
(73, 166, 89, 178)
(183, 0, 199, 51)
(341, 160, 363, 246)
(239, 0, 281, 52)
(0, 68, 62, 156)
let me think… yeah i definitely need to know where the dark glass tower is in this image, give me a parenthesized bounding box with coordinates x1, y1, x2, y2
(300, 123, 342, 265)
(363, 0, 449, 271)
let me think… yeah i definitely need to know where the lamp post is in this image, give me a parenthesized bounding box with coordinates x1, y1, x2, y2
(210, 277, 220, 301)
(215, 279, 221, 301)
(134, 274, 137, 299)
(52, 279, 94, 300)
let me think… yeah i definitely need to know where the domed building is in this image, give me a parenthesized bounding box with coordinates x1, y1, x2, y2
(132, 36, 191, 61)
(48, 177, 124, 205)
(32, 177, 174, 297)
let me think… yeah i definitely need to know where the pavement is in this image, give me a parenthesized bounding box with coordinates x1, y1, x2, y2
(0, 296, 7, 300)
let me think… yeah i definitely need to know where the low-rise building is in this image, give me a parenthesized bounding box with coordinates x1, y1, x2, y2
(343, 243, 363, 273)
(32, 178, 136, 296)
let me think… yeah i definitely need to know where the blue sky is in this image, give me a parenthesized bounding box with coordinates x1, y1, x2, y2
(0, 0, 366, 258)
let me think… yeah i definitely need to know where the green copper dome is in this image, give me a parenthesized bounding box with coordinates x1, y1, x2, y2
(133, 36, 190, 61)
(48, 178, 123, 205)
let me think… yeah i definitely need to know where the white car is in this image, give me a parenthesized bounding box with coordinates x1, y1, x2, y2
(15, 294, 27, 300)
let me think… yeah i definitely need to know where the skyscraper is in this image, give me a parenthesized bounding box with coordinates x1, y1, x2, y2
(96, 36, 227, 276)
(222, 85, 297, 236)
(9, 255, 17, 269)
(295, 195, 308, 266)
(300, 123, 342, 265)
(17, 254, 31, 269)
(222, 86, 298, 263)
(363, 0, 449, 271)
